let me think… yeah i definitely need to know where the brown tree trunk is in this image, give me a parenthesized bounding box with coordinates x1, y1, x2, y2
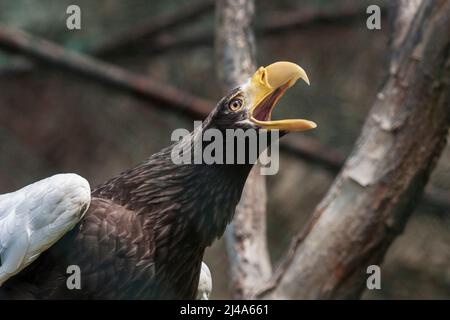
(215, 0, 272, 299)
(259, 0, 450, 299)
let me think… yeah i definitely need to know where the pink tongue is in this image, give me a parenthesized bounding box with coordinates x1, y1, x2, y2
(253, 88, 281, 121)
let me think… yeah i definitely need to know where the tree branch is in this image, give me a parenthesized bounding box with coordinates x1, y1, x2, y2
(92, 0, 215, 57)
(0, 3, 384, 72)
(258, 0, 450, 299)
(281, 134, 450, 213)
(390, 0, 424, 53)
(0, 26, 211, 119)
(137, 2, 383, 56)
(215, 0, 272, 299)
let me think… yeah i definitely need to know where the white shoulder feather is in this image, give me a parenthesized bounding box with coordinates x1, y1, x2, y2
(197, 261, 212, 300)
(0, 173, 91, 286)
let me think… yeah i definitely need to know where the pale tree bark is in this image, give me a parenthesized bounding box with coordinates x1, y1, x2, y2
(215, 0, 272, 299)
(390, 0, 423, 52)
(259, 0, 450, 299)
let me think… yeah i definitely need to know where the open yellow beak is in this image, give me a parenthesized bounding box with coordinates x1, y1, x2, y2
(247, 61, 317, 131)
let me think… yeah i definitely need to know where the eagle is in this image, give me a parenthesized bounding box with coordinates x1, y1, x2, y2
(0, 173, 212, 299)
(0, 61, 315, 299)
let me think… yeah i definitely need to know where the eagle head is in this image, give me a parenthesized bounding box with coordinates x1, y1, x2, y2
(206, 61, 317, 133)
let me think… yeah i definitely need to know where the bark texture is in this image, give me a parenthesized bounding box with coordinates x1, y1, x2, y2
(215, 0, 272, 299)
(259, 0, 450, 299)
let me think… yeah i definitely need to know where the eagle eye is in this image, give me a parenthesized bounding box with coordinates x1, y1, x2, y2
(228, 97, 243, 112)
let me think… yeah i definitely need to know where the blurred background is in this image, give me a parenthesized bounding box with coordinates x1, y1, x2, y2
(0, 0, 449, 299)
